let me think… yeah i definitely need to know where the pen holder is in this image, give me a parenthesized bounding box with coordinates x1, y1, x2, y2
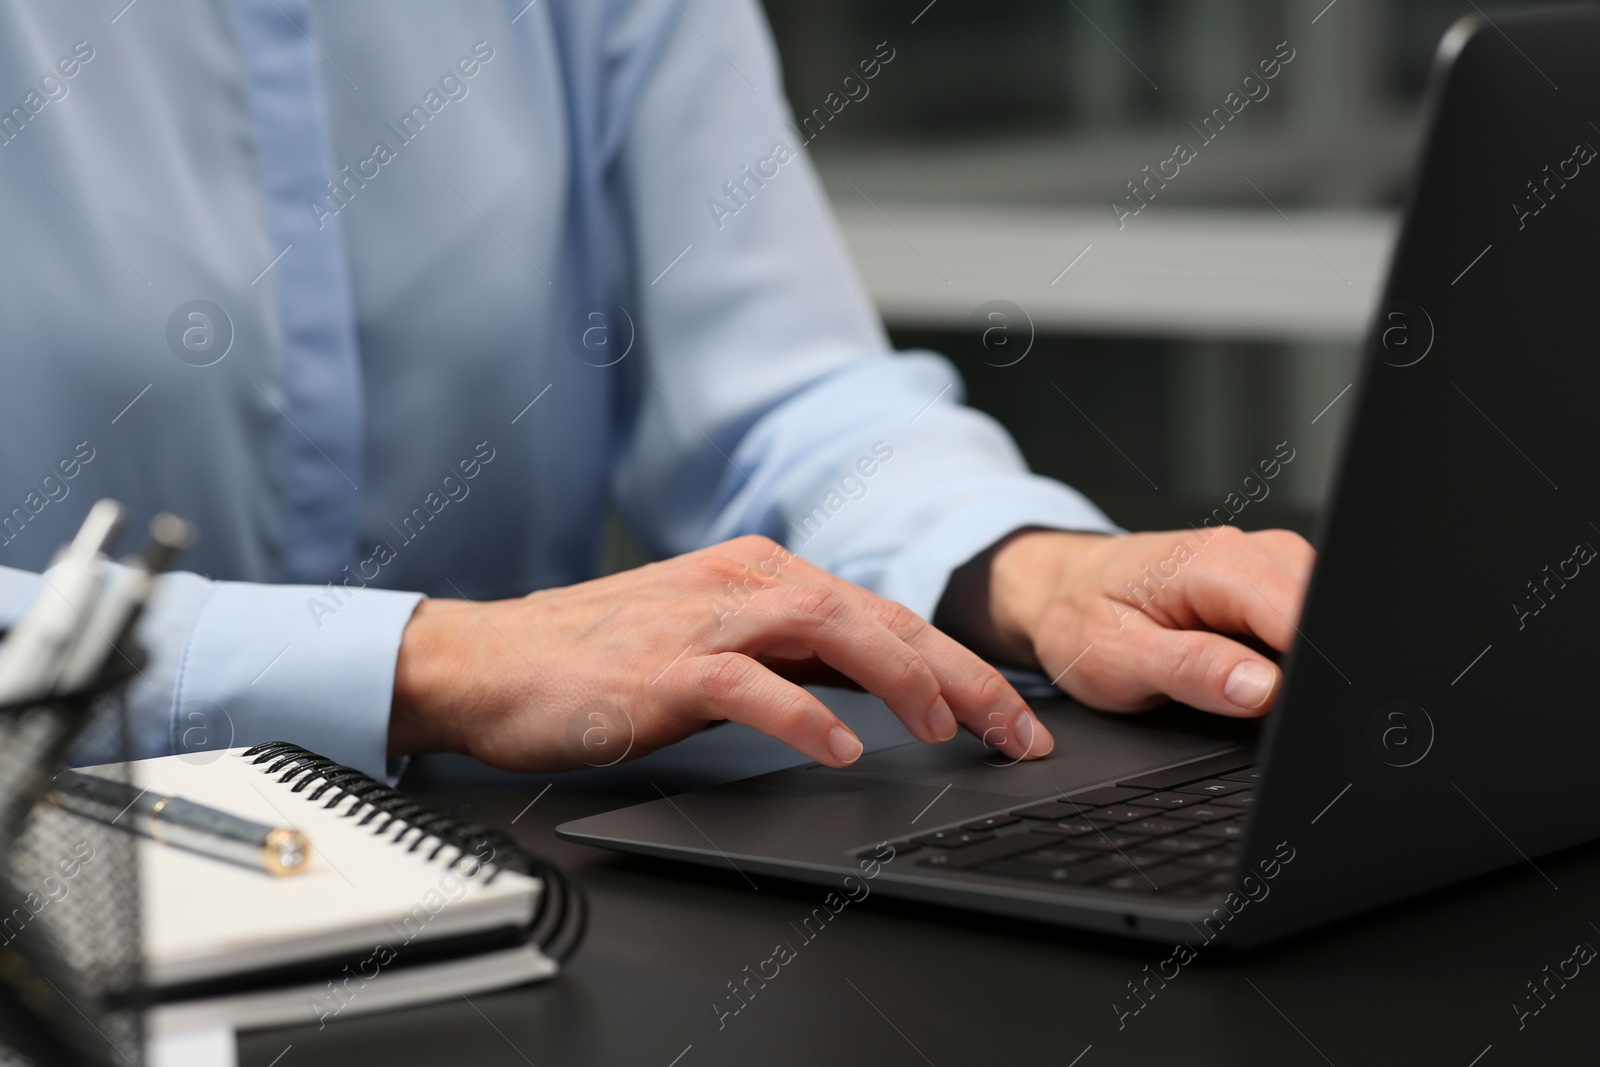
(0, 660, 146, 1067)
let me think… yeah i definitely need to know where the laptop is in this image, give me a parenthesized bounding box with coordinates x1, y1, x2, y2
(558, 7, 1600, 948)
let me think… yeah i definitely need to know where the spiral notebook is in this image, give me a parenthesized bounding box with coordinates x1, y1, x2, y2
(72, 743, 583, 1035)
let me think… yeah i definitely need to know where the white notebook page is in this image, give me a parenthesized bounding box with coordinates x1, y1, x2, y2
(94, 749, 540, 988)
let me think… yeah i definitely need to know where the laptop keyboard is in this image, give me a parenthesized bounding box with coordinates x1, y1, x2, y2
(868, 751, 1258, 897)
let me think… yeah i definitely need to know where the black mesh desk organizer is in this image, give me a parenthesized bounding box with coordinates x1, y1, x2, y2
(0, 663, 145, 1067)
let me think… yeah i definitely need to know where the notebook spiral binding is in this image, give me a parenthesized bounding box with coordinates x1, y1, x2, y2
(241, 742, 587, 964)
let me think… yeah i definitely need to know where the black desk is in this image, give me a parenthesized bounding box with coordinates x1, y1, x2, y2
(237, 691, 1600, 1066)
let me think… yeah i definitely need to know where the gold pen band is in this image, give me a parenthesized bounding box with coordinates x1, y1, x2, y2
(148, 795, 173, 843)
(262, 827, 312, 876)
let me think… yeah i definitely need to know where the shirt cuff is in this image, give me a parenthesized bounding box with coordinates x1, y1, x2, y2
(173, 581, 424, 779)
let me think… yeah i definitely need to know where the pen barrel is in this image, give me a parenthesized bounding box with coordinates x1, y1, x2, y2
(147, 797, 296, 871)
(49, 770, 309, 875)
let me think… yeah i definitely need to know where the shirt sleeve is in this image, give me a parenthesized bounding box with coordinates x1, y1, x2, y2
(602, 0, 1120, 620)
(0, 563, 420, 778)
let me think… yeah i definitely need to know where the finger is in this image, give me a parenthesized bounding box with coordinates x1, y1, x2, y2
(1248, 529, 1316, 586)
(1066, 619, 1281, 718)
(1163, 527, 1307, 652)
(770, 555, 1049, 760)
(726, 580, 959, 746)
(677, 652, 865, 767)
(854, 588, 1052, 761)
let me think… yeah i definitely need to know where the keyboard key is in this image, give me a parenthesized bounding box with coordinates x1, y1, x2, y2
(1172, 849, 1237, 870)
(1011, 801, 1087, 821)
(1117, 751, 1255, 790)
(1173, 779, 1251, 798)
(1100, 865, 1206, 893)
(981, 857, 1126, 885)
(1025, 819, 1099, 837)
(1103, 850, 1173, 869)
(1061, 832, 1152, 851)
(1015, 846, 1100, 867)
(860, 843, 912, 858)
(1218, 767, 1262, 783)
(1127, 792, 1202, 810)
(1166, 806, 1235, 823)
(1146, 835, 1224, 855)
(1209, 794, 1256, 809)
(927, 834, 1056, 870)
(1190, 822, 1247, 841)
(912, 830, 996, 849)
(1087, 806, 1151, 823)
(1119, 818, 1190, 837)
(1058, 786, 1153, 807)
(961, 815, 1021, 832)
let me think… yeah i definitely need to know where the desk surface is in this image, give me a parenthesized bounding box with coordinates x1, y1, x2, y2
(237, 692, 1600, 1066)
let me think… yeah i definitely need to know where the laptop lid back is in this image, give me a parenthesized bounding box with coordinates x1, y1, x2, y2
(1227, 6, 1600, 948)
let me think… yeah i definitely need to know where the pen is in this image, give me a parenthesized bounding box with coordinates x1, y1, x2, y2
(47, 769, 312, 877)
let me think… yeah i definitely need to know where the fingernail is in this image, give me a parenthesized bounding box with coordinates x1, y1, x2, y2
(827, 726, 864, 764)
(1012, 708, 1053, 758)
(1022, 709, 1054, 756)
(927, 697, 958, 742)
(1224, 661, 1277, 710)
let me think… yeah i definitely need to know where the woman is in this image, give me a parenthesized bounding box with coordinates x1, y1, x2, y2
(0, 0, 1310, 778)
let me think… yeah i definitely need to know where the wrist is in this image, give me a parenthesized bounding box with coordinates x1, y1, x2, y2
(987, 529, 1114, 663)
(937, 527, 1074, 665)
(389, 598, 476, 758)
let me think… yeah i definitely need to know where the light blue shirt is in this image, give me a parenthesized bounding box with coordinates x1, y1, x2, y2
(0, 0, 1112, 778)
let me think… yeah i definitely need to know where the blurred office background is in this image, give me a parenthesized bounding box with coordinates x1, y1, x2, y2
(753, 0, 1531, 535)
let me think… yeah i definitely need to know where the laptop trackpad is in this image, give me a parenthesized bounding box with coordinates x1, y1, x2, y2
(557, 700, 1260, 866)
(805, 699, 1260, 799)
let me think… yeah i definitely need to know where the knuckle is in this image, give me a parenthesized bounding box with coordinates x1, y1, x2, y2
(696, 553, 747, 585)
(873, 597, 926, 637)
(895, 651, 938, 696)
(695, 652, 755, 698)
(731, 533, 782, 559)
(780, 581, 843, 626)
(769, 690, 819, 735)
(971, 667, 1013, 710)
(1267, 528, 1317, 564)
(1161, 637, 1216, 689)
(1208, 523, 1247, 548)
